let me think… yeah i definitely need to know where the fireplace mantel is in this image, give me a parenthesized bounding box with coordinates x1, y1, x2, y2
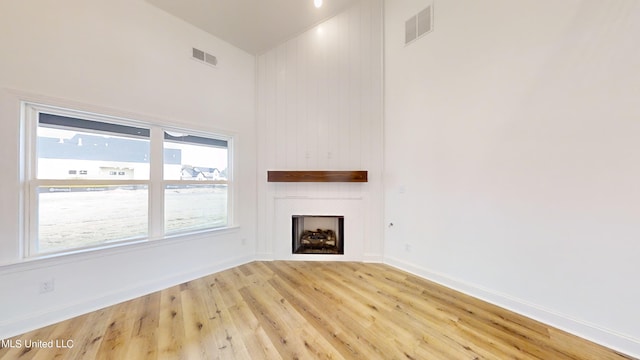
(267, 170, 368, 183)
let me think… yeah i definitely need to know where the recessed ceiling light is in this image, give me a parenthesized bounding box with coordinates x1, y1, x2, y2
(314, 0, 323, 8)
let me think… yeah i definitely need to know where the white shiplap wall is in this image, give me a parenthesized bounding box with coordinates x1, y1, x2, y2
(256, 0, 383, 260)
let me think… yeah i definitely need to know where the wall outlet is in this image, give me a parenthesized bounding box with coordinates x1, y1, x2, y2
(39, 278, 55, 294)
(405, 243, 411, 252)
(241, 238, 247, 246)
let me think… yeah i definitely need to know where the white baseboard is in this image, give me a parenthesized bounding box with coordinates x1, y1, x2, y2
(383, 256, 640, 359)
(0, 254, 253, 340)
(363, 253, 384, 263)
(254, 252, 274, 261)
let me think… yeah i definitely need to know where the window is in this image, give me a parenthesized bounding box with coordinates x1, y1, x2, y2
(24, 103, 232, 256)
(163, 131, 229, 234)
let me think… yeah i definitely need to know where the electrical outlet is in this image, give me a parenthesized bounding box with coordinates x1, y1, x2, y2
(241, 238, 247, 246)
(39, 278, 55, 294)
(405, 243, 411, 252)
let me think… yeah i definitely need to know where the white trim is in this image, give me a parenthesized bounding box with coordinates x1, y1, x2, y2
(254, 252, 275, 261)
(24, 104, 38, 256)
(362, 253, 384, 262)
(384, 256, 640, 359)
(17, 101, 27, 259)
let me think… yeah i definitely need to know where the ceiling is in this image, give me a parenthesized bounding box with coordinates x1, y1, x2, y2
(146, 0, 361, 54)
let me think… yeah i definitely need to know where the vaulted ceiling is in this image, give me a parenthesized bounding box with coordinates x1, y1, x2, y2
(146, 0, 361, 54)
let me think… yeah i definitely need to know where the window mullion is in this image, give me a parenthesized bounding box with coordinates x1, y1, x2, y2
(149, 126, 164, 240)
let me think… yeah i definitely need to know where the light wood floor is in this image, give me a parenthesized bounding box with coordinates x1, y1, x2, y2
(0, 261, 635, 360)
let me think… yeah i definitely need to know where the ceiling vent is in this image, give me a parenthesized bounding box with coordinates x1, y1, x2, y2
(192, 47, 218, 68)
(405, 5, 433, 45)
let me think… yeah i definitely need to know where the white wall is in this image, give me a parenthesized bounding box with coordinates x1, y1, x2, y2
(256, 0, 384, 261)
(384, 0, 640, 357)
(0, 0, 256, 338)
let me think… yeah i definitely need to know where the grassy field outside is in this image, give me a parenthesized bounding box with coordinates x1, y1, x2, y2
(37, 186, 227, 253)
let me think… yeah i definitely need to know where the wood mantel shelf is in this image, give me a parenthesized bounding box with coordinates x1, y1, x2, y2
(267, 170, 368, 183)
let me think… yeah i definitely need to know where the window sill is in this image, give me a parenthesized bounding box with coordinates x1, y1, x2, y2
(0, 226, 241, 274)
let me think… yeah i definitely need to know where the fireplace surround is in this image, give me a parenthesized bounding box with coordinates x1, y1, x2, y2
(271, 197, 369, 261)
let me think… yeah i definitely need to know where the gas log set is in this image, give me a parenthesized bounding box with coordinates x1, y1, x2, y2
(292, 215, 344, 255)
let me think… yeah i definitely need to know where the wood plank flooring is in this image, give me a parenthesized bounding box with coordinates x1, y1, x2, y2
(0, 261, 635, 359)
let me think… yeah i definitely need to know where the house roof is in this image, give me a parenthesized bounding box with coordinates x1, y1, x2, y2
(181, 166, 221, 178)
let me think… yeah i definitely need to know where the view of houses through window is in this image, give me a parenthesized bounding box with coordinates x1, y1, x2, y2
(163, 132, 229, 234)
(28, 105, 231, 255)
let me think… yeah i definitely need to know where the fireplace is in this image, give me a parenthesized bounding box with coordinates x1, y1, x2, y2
(292, 215, 344, 255)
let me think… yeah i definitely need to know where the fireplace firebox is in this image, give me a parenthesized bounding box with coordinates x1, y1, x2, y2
(292, 215, 344, 255)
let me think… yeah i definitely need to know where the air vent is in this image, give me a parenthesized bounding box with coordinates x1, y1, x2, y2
(192, 47, 218, 68)
(417, 6, 432, 37)
(192, 48, 205, 61)
(405, 16, 417, 44)
(204, 53, 218, 66)
(405, 5, 433, 45)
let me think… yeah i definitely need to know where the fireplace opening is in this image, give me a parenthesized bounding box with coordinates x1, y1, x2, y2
(292, 215, 344, 255)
